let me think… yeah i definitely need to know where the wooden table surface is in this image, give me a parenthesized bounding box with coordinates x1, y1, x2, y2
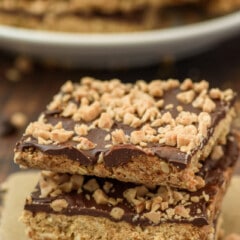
(0, 33, 240, 184)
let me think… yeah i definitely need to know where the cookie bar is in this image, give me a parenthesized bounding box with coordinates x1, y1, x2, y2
(206, 0, 240, 15)
(1, 1, 239, 33)
(0, 0, 199, 15)
(22, 135, 239, 240)
(0, 7, 162, 33)
(0, 0, 197, 33)
(15, 78, 236, 191)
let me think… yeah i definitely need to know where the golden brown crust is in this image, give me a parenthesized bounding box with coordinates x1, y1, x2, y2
(22, 211, 217, 240)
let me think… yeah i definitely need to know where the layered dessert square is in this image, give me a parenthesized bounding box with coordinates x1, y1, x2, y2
(0, 0, 239, 32)
(22, 134, 239, 240)
(15, 78, 236, 191)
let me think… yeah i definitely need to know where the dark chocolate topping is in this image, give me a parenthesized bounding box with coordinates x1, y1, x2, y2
(154, 146, 189, 168)
(16, 85, 236, 169)
(21, 139, 93, 165)
(25, 137, 239, 227)
(104, 145, 145, 167)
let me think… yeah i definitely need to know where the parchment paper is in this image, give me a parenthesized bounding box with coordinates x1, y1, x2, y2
(0, 172, 239, 240)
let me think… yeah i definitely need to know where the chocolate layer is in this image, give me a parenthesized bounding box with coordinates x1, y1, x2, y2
(16, 86, 236, 169)
(24, 136, 239, 227)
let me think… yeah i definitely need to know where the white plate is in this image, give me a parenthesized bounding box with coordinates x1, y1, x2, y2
(0, 11, 239, 69)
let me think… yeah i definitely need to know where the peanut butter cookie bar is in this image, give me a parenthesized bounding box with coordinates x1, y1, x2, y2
(22, 135, 239, 240)
(0, 0, 197, 32)
(15, 78, 236, 191)
(0, 6, 161, 33)
(0, 0, 239, 32)
(0, 0, 198, 15)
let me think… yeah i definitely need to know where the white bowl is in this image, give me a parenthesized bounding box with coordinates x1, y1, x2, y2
(0, 11, 239, 69)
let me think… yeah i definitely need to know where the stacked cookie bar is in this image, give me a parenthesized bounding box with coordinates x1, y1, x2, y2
(15, 78, 239, 240)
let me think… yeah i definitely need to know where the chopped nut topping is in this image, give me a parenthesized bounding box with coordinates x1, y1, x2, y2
(62, 102, 78, 117)
(209, 88, 222, 100)
(110, 207, 125, 220)
(36, 171, 214, 224)
(174, 205, 190, 218)
(39, 178, 57, 198)
(161, 112, 174, 125)
(51, 129, 74, 143)
(194, 80, 209, 93)
(83, 179, 100, 192)
(165, 104, 174, 110)
(176, 105, 183, 112)
(76, 137, 96, 150)
(177, 90, 195, 104)
(130, 130, 145, 145)
(103, 181, 113, 194)
(111, 129, 128, 145)
(61, 80, 74, 93)
(151, 119, 163, 127)
(74, 124, 89, 136)
(104, 134, 111, 141)
(98, 113, 113, 130)
(76, 102, 101, 122)
(202, 97, 216, 113)
(166, 208, 175, 218)
(202, 191, 210, 202)
(123, 113, 135, 126)
(35, 129, 51, 141)
(176, 111, 198, 126)
(50, 199, 68, 212)
(198, 112, 212, 137)
(148, 81, 164, 97)
(144, 211, 161, 224)
(192, 90, 206, 109)
(93, 189, 109, 205)
(47, 94, 62, 111)
(142, 107, 160, 123)
(223, 89, 234, 101)
(155, 99, 164, 108)
(136, 80, 148, 92)
(23, 77, 235, 158)
(197, 208, 202, 214)
(25, 121, 52, 136)
(190, 196, 200, 203)
(180, 79, 194, 91)
(38, 137, 52, 145)
(70, 175, 84, 189)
